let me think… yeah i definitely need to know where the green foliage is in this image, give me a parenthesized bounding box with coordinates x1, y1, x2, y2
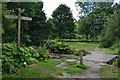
(46, 39, 72, 54)
(77, 17, 90, 40)
(73, 49, 91, 56)
(76, 64, 88, 69)
(2, 2, 38, 44)
(117, 56, 120, 67)
(35, 48, 50, 60)
(2, 43, 34, 73)
(100, 65, 119, 78)
(64, 67, 83, 74)
(52, 4, 76, 39)
(100, 37, 113, 48)
(64, 63, 87, 74)
(2, 59, 62, 78)
(2, 2, 48, 46)
(28, 2, 47, 46)
(45, 18, 55, 39)
(2, 3, 17, 43)
(75, 2, 96, 17)
(67, 42, 99, 50)
(100, 8, 120, 48)
(2, 43, 50, 74)
(76, 2, 114, 40)
(76, 2, 113, 17)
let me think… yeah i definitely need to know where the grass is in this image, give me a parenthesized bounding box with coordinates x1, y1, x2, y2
(99, 65, 120, 79)
(63, 61, 88, 74)
(64, 67, 83, 74)
(2, 59, 63, 78)
(67, 42, 116, 54)
(64, 64, 88, 74)
(2, 59, 88, 78)
(100, 48, 116, 54)
(67, 42, 99, 50)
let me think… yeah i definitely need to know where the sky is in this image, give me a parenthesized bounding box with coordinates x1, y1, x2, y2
(43, 0, 78, 20)
(43, 0, 120, 20)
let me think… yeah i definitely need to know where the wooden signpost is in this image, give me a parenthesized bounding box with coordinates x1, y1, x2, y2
(5, 8, 32, 48)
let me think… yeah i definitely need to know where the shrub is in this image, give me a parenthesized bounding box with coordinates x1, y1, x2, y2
(117, 56, 120, 67)
(110, 40, 120, 54)
(73, 49, 91, 56)
(2, 43, 50, 74)
(2, 43, 37, 74)
(46, 39, 71, 54)
(35, 47, 50, 60)
(100, 37, 113, 48)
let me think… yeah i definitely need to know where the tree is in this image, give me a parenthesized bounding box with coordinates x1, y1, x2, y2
(28, 2, 47, 46)
(88, 6, 113, 39)
(2, 3, 17, 43)
(100, 6, 120, 48)
(77, 16, 91, 40)
(45, 18, 55, 39)
(2, 2, 38, 44)
(52, 4, 76, 39)
(76, 2, 114, 40)
(75, 2, 96, 17)
(75, 1, 113, 17)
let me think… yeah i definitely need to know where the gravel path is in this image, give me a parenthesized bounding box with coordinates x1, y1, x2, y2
(58, 48, 111, 79)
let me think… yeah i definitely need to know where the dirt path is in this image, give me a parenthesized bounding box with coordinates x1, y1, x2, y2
(75, 60, 102, 78)
(59, 47, 110, 79)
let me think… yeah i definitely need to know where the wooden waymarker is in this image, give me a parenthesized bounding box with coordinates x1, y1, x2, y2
(5, 8, 32, 48)
(80, 52, 83, 65)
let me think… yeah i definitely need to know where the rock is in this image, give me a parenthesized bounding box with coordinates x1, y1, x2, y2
(66, 59, 77, 62)
(51, 55, 61, 59)
(61, 54, 79, 59)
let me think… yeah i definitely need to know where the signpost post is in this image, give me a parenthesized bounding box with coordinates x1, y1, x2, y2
(5, 8, 32, 48)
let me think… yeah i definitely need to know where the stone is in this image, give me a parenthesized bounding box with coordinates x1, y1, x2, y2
(66, 59, 77, 62)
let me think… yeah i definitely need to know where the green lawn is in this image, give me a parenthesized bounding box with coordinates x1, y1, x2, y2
(2, 59, 87, 78)
(2, 59, 63, 78)
(67, 42, 116, 54)
(67, 42, 99, 50)
(100, 48, 116, 54)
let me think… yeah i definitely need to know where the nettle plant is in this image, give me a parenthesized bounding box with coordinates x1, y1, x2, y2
(46, 39, 72, 54)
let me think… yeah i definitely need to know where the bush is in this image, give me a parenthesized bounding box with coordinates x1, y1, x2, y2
(73, 49, 91, 56)
(35, 47, 50, 60)
(2, 43, 50, 74)
(46, 39, 71, 54)
(100, 37, 113, 48)
(2, 43, 34, 73)
(117, 56, 120, 67)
